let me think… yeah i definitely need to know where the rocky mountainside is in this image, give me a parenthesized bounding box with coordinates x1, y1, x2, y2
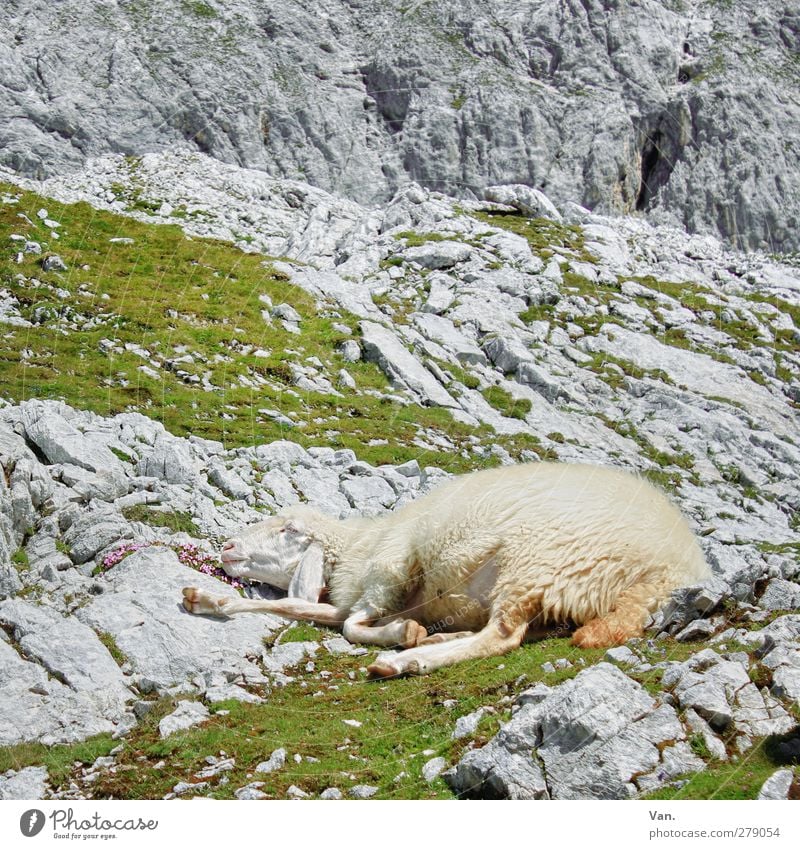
(1, 0, 799, 250)
(0, 150, 798, 800)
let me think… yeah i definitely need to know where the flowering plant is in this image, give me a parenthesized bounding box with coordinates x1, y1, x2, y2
(98, 540, 244, 589)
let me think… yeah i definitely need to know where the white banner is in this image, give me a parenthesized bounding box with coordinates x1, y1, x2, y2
(1, 800, 797, 849)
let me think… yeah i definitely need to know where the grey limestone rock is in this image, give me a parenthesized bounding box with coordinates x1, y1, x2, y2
(447, 664, 695, 800)
(771, 666, 800, 702)
(422, 756, 447, 783)
(360, 320, 456, 408)
(263, 641, 320, 675)
(0, 598, 133, 710)
(20, 402, 125, 477)
(255, 748, 287, 774)
(605, 646, 640, 665)
(411, 312, 486, 365)
(484, 185, 562, 221)
(234, 783, 267, 800)
(683, 708, 727, 762)
(286, 784, 310, 799)
(340, 474, 396, 514)
(0, 470, 21, 596)
(0, 766, 49, 800)
(758, 579, 800, 612)
(77, 547, 277, 691)
(137, 439, 199, 485)
(207, 462, 251, 502)
(338, 340, 362, 363)
(403, 241, 472, 270)
(422, 276, 455, 315)
(41, 255, 67, 272)
(452, 706, 490, 740)
(3, 1, 797, 250)
(0, 639, 125, 746)
(758, 769, 794, 800)
(62, 510, 133, 565)
(665, 650, 794, 737)
(320, 787, 343, 800)
(674, 618, 719, 642)
(348, 785, 378, 799)
(658, 578, 728, 635)
(158, 701, 210, 738)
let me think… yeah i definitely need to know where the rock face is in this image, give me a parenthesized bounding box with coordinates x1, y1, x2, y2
(0, 637, 128, 747)
(360, 320, 457, 408)
(0, 1, 799, 250)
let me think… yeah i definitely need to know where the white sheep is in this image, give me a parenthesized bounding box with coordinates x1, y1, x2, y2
(182, 462, 710, 677)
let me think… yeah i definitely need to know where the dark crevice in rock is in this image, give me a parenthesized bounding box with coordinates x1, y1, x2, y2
(636, 130, 664, 211)
(635, 111, 682, 212)
(360, 63, 412, 136)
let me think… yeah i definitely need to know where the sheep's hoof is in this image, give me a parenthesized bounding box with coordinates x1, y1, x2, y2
(366, 660, 403, 679)
(182, 587, 226, 616)
(403, 621, 428, 648)
(182, 586, 205, 614)
(571, 619, 619, 648)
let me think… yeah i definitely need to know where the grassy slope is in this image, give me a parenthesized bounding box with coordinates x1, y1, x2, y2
(2, 186, 798, 799)
(1, 628, 795, 800)
(0, 182, 541, 471)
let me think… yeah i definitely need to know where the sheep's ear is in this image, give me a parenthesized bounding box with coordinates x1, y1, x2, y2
(288, 542, 325, 602)
(281, 517, 306, 536)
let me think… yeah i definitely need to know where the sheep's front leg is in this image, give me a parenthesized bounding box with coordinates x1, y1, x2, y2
(343, 607, 427, 649)
(182, 587, 347, 626)
(367, 619, 526, 677)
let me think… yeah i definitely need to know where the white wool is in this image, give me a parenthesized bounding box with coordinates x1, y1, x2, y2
(237, 462, 709, 632)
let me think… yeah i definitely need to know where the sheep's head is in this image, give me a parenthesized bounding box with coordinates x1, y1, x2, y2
(220, 507, 325, 601)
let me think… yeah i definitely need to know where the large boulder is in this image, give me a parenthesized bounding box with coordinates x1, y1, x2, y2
(76, 547, 279, 691)
(20, 402, 125, 476)
(0, 639, 126, 746)
(446, 664, 704, 800)
(0, 599, 133, 711)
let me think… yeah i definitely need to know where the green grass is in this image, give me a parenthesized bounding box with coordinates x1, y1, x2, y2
(11, 548, 29, 572)
(271, 622, 329, 645)
(182, 0, 217, 18)
(121, 505, 200, 536)
(471, 210, 596, 263)
(110, 446, 135, 464)
(0, 633, 780, 800)
(481, 385, 532, 419)
(394, 231, 448, 247)
(0, 634, 613, 800)
(518, 302, 556, 324)
(97, 631, 129, 667)
(644, 737, 798, 800)
(0, 735, 117, 787)
(585, 351, 673, 391)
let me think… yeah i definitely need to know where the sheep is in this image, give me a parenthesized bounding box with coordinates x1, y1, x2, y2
(182, 462, 710, 677)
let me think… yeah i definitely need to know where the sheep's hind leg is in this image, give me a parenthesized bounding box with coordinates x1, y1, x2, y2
(367, 619, 527, 678)
(571, 582, 657, 648)
(182, 587, 347, 626)
(367, 553, 545, 677)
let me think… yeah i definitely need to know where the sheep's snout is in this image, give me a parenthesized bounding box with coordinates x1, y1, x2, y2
(220, 539, 248, 564)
